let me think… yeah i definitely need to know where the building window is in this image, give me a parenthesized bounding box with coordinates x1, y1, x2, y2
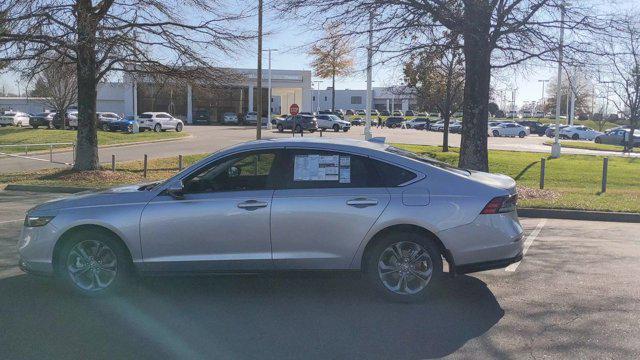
(324, 96, 327, 101)
(313, 96, 316, 101)
(351, 96, 362, 104)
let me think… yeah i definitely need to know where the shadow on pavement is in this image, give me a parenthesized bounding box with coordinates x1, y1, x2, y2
(0, 272, 503, 360)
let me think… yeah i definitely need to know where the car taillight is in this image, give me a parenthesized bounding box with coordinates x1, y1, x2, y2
(480, 194, 517, 214)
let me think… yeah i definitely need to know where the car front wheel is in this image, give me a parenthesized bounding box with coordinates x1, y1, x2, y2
(572, 133, 579, 140)
(102, 123, 109, 131)
(333, 124, 340, 132)
(492, 130, 500, 137)
(364, 232, 442, 303)
(56, 231, 132, 296)
(176, 123, 183, 132)
(518, 131, 526, 138)
(277, 124, 284, 132)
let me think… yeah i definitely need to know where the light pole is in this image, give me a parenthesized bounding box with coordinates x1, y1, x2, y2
(538, 79, 549, 118)
(262, 48, 277, 130)
(551, 2, 566, 158)
(364, 10, 374, 140)
(314, 80, 322, 113)
(256, 0, 263, 140)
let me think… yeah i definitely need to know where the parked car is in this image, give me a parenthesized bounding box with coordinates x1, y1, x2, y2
(490, 123, 530, 138)
(371, 109, 380, 116)
(430, 120, 446, 131)
(18, 138, 524, 301)
(385, 116, 405, 128)
(412, 119, 434, 130)
(355, 109, 366, 116)
(0, 111, 30, 127)
(405, 110, 416, 116)
(108, 115, 138, 133)
(271, 115, 287, 125)
(138, 112, 184, 132)
(345, 109, 355, 116)
(222, 112, 239, 125)
(605, 125, 632, 133)
(351, 117, 365, 126)
(276, 115, 318, 133)
(595, 129, 640, 146)
(67, 110, 79, 129)
(559, 125, 603, 140)
(545, 124, 569, 138)
(517, 121, 548, 136)
(392, 110, 404, 116)
(380, 110, 391, 116)
(505, 110, 518, 118)
(29, 112, 55, 129)
(193, 109, 211, 125)
(318, 109, 345, 119)
(449, 121, 463, 134)
(98, 112, 122, 131)
(316, 114, 351, 132)
(245, 112, 269, 127)
(404, 117, 429, 129)
(52, 112, 71, 129)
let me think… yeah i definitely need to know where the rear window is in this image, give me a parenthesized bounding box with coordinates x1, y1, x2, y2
(139, 114, 153, 119)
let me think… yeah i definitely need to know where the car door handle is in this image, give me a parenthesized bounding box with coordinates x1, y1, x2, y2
(346, 198, 378, 207)
(237, 200, 268, 209)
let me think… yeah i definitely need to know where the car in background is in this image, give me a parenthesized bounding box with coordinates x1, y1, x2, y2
(244, 112, 269, 127)
(29, 112, 55, 129)
(595, 129, 640, 146)
(0, 111, 30, 127)
(98, 112, 122, 131)
(222, 112, 239, 125)
(380, 110, 391, 116)
(18, 138, 524, 301)
(355, 109, 366, 116)
(345, 109, 355, 116)
(605, 125, 632, 133)
(316, 114, 351, 132)
(490, 123, 530, 138)
(545, 125, 569, 138)
(404, 117, 429, 129)
(276, 115, 318, 133)
(351, 117, 364, 126)
(559, 125, 603, 140)
(405, 110, 416, 116)
(52, 112, 71, 129)
(517, 120, 548, 136)
(430, 120, 448, 132)
(392, 110, 404, 116)
(138, 112, 184, 132)
(271, 115, 287, 125)
(193, 109, 211, 125)
(412, 119, 434, 130)
(108, 115, 138, 133)
(67, 110, 79, 129)
(449, 121, 463, 133)
(384, 116, 405, 128)
(505, 110, 518, 118)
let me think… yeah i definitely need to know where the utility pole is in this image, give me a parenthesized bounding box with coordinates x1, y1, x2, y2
(314, 80, 322, 113)
(569, 66, 577, 125)
(262, 48, 277, 130)
(552, 2, 566, 158)
(538, 79, 549, 118)
(364, 10, 374, 140)
(256, 0, 263, 140)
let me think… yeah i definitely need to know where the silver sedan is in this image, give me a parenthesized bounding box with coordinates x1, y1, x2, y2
(18, 138, 524, 302)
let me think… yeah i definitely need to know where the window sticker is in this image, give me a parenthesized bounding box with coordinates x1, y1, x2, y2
(339, 155, 351, 183)
(294, 154, 342, 181)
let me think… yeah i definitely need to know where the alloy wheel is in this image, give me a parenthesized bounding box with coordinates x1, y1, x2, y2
(377, 241, 433, 295)
(66, 240, 118, 292)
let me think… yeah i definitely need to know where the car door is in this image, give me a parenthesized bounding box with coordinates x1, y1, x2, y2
(270, 148, 391, 269)
(139, 149, 283, 272)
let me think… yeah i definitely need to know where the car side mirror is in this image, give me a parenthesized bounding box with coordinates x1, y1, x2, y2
(165, 181, 185, 200)
(227, 166, 240, 178)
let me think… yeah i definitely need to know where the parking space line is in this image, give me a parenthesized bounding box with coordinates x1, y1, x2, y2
(0, 219, 22, 225)
(505, 219, 547, 272)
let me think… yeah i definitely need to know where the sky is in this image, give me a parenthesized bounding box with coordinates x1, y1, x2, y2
(1, 0, 633, 109)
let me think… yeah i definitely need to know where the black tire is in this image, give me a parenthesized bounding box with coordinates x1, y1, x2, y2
(518, 131, 526, 138)
(55, 230, 132, 297)
(139, 127, 146, 132)
(277, 124, 284, 132)
(16, 121, 22, 127)
(32, 125, 39, 129)
(308, 129, 316, 133)
(154, 123, 162, 132)
(492, 130, 500, 137)
(343, 128, 349, 132)
(572, 133, 579, 140)
(102, 123, 109, 131)
(595, 137, 601, 144)
(391, 124, 397, 129)
(176, 123, 183, 132)
(538, 133, 544, 137)
(364, 232, 443, 303)
(295, 124, 302, 133)
(333, 124, 340, 132)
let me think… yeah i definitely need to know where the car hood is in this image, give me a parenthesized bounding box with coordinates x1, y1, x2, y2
(29, 184, 157, 213)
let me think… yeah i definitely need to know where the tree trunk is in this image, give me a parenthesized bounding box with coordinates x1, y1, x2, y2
(73, 3, 99, 170)
(442, 111, 450, 152)
(331, 71, 336, 112)
(459, 0, 492, 171)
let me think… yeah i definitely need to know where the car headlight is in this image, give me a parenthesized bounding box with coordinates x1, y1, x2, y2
(24, 215, 55, 227)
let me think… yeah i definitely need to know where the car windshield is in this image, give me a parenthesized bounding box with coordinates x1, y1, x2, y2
(386, 146, 470, 175)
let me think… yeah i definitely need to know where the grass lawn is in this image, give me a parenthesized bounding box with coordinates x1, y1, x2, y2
(0, 127, 188, 153)
(1, 144, 638, 213)
(541, 140, 632, 152)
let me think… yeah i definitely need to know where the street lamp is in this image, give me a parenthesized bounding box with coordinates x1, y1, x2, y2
(551, 2, 566, 158)
(262, 48, 277, 130)
(256, 0, 263, 140)
(314, 80, 323, 113)
(538, 79, 549, 118)
(364, 10, 374, 140)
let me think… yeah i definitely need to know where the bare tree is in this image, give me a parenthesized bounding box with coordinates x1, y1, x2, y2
(309, 23, 355, 112)
(0, 0, 252, 170)
(404, 43, 464, 152)
(29, 60, 78, 130)
(277, 0, 600, 171)
(597, 13, 640, 152)
(544, 72, 593, 119)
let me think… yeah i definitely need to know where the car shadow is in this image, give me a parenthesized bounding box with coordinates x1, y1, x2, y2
(0, 272, 503, 360)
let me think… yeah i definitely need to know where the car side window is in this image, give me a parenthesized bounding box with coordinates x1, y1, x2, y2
(280, 150, 379, 189)
(182, 151, 279, 193)
(373, 160, 418, 186)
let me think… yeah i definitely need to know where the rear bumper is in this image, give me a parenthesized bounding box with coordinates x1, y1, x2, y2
(454, 252, 522, 274)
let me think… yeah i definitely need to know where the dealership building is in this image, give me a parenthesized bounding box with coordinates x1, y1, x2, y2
(1, 68, 418, 122)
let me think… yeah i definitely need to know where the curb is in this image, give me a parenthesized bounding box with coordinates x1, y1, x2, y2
(518, 207, 640, 223)
(3, 184, 98, 193)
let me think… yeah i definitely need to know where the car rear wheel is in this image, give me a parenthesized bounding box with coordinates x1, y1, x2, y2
(295, 124, 302, 133)
(492, 130, 500, 137)
(176, 123, 183, 132)
(56, 231, 132, 297)
(154, 123, 161, 132)
(102, 123, 109, 131)
(572, 133, 579, 140)
(277, 124, 284, 132)
(518, 131, 526, 138)
(391, 124, 397, 129)
(364, 232, 442, 303)
(595, 137, 602, 143)
(32, 125, 39, 129)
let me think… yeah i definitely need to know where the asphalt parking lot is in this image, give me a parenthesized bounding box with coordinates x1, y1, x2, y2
(0, 190, 639, 359)
(2, 125, 638, 173)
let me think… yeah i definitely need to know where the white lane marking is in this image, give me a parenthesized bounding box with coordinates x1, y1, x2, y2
(0, 219, 22, 225)
(505, 218, 547, 272)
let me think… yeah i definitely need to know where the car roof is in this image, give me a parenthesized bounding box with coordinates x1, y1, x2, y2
(222, 137, 389, 155)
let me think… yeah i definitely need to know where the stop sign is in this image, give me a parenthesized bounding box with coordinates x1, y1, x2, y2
(289, 103, 299, 115)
